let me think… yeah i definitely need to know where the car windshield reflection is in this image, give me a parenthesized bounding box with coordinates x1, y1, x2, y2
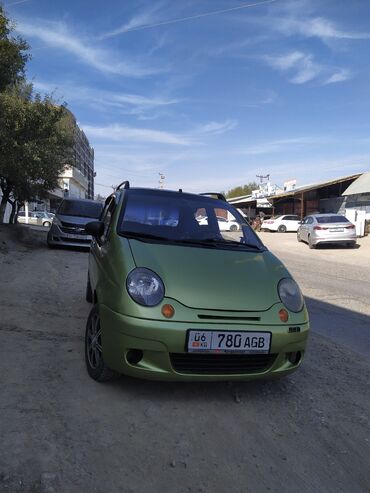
(119, 190, 265, 251)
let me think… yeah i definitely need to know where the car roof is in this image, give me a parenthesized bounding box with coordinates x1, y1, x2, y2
(118, 187, 226, 203)
(61, 198, 101, 204)
(309, 213, 345, 217)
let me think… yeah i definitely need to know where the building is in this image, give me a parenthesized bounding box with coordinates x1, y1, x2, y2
(227, 173, 368, 224)
(48, 110, 95, 211)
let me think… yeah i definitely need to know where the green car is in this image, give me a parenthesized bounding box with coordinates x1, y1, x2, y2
(84, 182, 309, 382)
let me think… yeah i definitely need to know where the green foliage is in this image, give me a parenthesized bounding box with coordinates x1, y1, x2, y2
(0, 85, 74, 222)
(225, 182, 258, 199)
(0, 5, 30, 92)
(0, 7, 75, 224)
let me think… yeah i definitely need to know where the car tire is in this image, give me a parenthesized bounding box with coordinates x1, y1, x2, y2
(43, 221, 51, 228)
(86, 274, 93, 303)
(230, 224, 238, 232)
(85, 305, 116, 382)
(278, 225, 287, 233)
(308, 235, 315, 249)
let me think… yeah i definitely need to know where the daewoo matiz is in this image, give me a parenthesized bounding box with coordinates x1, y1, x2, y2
(84, 182, 309, 382)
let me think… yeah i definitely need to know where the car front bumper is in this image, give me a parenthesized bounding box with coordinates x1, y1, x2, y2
(47, 224, 92, 248)
(99, 304, 309, 381)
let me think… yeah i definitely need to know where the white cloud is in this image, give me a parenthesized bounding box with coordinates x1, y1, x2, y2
(277, 16, 370, 41)
(32, 80, 179, 117)
(82, 117, 237, 147)
(99, 2, 165, 39)
(240, 137, 327, 155)
(267, 51, 304, 70)
(195, 119, 237, 135)
(82, 124, 191, 146)
(263, 51, 351, 86)
(264, 51, 321, 84)
(324, 69, 352, 85)
(17, 20, 161, 77)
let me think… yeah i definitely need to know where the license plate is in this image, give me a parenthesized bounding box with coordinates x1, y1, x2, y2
(329, 228, 344, 232)
(187, 330, 271, 354)
(63, 233, 92, 240)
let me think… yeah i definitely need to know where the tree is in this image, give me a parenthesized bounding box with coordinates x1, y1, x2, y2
(0, 86, 74, 223)
(225, 182, 258, 199)
(0, 5, 29, 92)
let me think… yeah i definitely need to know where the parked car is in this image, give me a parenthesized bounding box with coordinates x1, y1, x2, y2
(18, 211, 53, 227)
(262, 215, 301, 233)
(84, 182, 309, 382)
(198, 215, 240, 231)
(47, 198, 103, 248)
(297, 214, 357, 249)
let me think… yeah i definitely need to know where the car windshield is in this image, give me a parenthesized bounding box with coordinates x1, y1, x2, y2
(118, 190, 265, 251)
(315, 215, 349, 224)
(58, 200, 103, 219)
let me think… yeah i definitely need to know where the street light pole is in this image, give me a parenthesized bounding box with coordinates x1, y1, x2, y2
(158, 173, 165, 189)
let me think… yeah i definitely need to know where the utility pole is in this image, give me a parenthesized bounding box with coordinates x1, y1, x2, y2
(158, 172, 165, 189)
(256, 174, 270, 183)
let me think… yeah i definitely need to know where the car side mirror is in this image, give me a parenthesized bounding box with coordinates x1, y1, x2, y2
(85, 221, 104, 237)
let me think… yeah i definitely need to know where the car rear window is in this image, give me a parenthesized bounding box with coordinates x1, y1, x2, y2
(315, 215, 349, 224)
(58, 200, 103, 218)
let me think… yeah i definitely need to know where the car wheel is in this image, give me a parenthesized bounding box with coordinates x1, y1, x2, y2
(297, 231, 302, 242)
(308, 235, 315, 249)
(85, 305, 116, 382)
(230, 224, 238, 232)
(43, 221, 51, 228)
(86, 274, 93, 303)
(278, 225, 287, 233)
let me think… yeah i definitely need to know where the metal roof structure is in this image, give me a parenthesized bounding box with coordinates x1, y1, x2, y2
(342, 171, 370, 196)
(266, 173, 362, 200)
(228, 195, 255, 205)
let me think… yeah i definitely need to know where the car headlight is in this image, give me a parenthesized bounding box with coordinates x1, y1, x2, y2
(278, 278, 304, 313)
(126, 268, 165, 306)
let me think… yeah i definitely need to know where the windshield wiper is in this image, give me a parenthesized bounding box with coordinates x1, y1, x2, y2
(175, 238, 264, 250)
(121, 231, 168, 241)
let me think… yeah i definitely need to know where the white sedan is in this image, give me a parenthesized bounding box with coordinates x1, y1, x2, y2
(262, 215, 301, 233)
(198, 216, 240, 232)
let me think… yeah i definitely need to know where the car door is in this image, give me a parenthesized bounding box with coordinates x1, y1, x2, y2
(287, 215, 301, 231)
(89, 196, 117, 297)
(29, 212, 38, 225)
(306, 216, 315, 238)
(300, 217, 309, 240)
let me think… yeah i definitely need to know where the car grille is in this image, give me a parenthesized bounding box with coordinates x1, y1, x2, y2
(197, 315, 260, 321)
(170, 353, 277, 375)
(60, 222, 87, 235)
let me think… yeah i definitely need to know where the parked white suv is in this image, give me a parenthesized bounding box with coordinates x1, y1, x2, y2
(262, 215, 301, 233)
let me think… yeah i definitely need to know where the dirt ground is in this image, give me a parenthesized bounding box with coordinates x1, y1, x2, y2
(0, 225, 369, 493)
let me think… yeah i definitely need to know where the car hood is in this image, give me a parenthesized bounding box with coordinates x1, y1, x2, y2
(128, 240, 289, 311)
(56, 214, 98, 225)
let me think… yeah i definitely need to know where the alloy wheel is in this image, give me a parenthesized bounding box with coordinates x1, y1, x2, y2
(86, 310, 103, 369)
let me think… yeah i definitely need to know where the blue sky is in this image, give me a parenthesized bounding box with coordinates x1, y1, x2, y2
(4, 0, 370, 196)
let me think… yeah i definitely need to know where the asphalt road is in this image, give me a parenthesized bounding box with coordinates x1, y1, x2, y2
(0, 225, 369, 493)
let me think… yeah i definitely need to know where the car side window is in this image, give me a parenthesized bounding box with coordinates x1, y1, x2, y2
(307, 217, 314, 224)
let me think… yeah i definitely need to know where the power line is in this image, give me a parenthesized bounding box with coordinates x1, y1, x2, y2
(103, 0, 278, 37)
(95, 182, 114, 189)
